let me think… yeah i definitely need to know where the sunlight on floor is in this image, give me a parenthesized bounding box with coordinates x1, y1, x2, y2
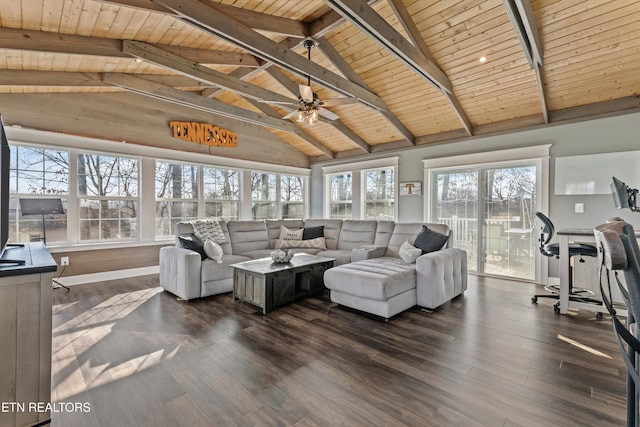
(52, 287, 180, 401)
(557, 334, 613, 359)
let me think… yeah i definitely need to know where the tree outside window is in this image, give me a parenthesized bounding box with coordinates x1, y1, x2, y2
(9, 146, 69, 243)
(155, 161, 198, 238)
(203, 166, 239, 220)
(329, 173, 352, 219)
(364, 167, 394, 220)
(281, 175, 304, 219)
(78, 154, 138, 241)
(251, 172, 277, 219)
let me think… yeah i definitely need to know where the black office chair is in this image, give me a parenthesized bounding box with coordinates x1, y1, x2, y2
(531, 212, 600, 312)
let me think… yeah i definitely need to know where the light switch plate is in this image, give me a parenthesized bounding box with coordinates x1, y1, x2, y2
(575, 203, 584, 213)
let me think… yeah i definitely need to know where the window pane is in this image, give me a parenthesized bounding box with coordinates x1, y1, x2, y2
(365, 168, 394, 220)
(155, 161, 200, 238)
(77, 153, 139, 242)
(329, 173, 352, 219)
(9, 145, 69, 244)
(251, 172, 277, 201)
(203, 167, 239, 220)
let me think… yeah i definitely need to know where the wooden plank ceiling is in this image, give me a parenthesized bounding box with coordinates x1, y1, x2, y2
(0, 0, 639, 163)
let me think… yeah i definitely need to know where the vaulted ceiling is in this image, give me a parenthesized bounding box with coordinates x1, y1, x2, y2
(0, 0, 639, 164)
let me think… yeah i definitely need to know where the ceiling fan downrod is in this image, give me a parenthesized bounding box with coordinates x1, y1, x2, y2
(303, 38, 318, 89)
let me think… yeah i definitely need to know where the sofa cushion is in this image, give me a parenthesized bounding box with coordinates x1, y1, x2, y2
(201, 254, 250, 283)
(336, 220, 377, 250)
(238, 249, 273, 260)
(324, 257, 416, 301)
(414, 225, 449, 254)
(316, 249, 352, 266)
(303, 225, 324, 240)
(385, 223, 424, 258)
(399, 241, 421, 263)
(227, 220, 269, 254)
(178, 234, 206, 260)
(304, 219, 342, 250)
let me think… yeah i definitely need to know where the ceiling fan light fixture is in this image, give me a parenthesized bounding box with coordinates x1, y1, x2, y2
(296, 106, 319, 125)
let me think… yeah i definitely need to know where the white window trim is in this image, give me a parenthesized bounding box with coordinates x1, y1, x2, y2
(322, 157, 399, 220)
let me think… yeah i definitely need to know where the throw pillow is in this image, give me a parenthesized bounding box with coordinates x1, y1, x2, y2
(413, 225, 449, 254)
(279, 225, 303, 241)
(187, 219, 226, 243)
(178, 234, 206, 260)
(399, 240, 422, 264)
(302, 225, 324, 240)
(203, 239, 224, 264)
(275, 237, 327, 250)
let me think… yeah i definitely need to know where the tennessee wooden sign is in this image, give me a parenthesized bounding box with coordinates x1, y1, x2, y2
(169, 121, 238, 147)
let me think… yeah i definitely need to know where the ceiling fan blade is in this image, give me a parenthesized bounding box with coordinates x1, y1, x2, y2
(319, 97, 360, 107)
(318, 107, 339, 121)
(299, 84, 314, 103)
(282, 110, 299, 120)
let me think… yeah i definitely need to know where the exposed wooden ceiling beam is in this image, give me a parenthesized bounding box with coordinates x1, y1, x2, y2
(503, 0, 547, 122)
(102, 73, 302, 134)
(0, 27, 259, 67)
(0, 70, 213, 89)
(387, 0, 472, 136)
(245, 98, 334, 158)
(122, 40, 297, 104)
(100, 0, 309, 38)
(151, 0, 388, 112)
(324, 0, 452, 93)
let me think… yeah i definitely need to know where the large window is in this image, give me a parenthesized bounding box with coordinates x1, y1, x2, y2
(250, 172, 305, 220)
(364, 167, 394, 220)
(328, 173, 352, 219)
(78, 153, 138, 241)
(203, 166, 239, 220)
(155, 161, 198, 238)
(9, 146, 69, 244)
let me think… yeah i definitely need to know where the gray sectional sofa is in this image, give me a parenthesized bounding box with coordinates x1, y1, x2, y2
(159, 218, 467, 319)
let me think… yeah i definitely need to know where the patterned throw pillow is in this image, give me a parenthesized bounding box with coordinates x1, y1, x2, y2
(279, 225, 303, 241)
(275, 237, 327, 250)
(188, 219, 226, 243)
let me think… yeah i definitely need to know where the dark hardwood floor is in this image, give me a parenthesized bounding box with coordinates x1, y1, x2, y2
(50, 275, 627, 426)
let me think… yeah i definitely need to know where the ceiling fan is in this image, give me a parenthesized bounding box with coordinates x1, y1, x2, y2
(261, 39, 359, 124)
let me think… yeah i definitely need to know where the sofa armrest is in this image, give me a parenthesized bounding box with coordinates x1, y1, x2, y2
(351, 244, 387, 262)
(415, 248, 467, 309)
(159, 246, 203, 300)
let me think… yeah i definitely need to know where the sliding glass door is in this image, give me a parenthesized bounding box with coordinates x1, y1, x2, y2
(433, 162, 538, 281)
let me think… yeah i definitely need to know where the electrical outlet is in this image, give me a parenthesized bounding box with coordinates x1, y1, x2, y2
(575, 203, 584, 213)
(61, 256, 69, 266)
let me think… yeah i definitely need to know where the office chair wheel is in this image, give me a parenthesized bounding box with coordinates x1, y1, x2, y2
(531, 296, 538, 304)
(553, 304, 560, 314)
(596, 312, 603, 319)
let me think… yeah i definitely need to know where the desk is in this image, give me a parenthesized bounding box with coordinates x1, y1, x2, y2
(557, 228, 640, 315)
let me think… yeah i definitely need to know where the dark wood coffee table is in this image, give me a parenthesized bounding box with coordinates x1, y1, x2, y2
(230, 253, 335, 314)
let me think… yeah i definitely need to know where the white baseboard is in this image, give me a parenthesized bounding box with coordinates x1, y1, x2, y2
(56, 265, 159, 287)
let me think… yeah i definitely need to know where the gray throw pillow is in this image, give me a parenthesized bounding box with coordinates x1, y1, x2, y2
(178, 234, 206, 260)
(414, 225, 449, 254)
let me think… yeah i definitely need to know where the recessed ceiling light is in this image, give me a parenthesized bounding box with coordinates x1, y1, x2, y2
(134, 58, 142, 63)
(479, 56, 487, 64)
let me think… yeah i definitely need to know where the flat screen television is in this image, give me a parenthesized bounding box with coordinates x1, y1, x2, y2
(611, 176, 639, 212)
(0, 115, 25, 265)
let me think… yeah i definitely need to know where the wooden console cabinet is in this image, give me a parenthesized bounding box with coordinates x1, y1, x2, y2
(0, 243, 57, 427)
